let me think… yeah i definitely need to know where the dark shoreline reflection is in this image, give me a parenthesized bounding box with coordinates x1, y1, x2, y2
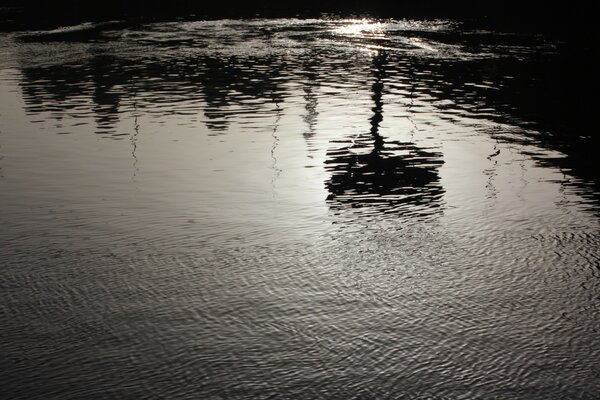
(19, 52, 288, 136)
(11, 19, 600, 212)
(324, 50, 444, 217)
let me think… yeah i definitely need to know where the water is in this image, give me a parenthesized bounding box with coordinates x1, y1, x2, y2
(1, 18, 599, 399)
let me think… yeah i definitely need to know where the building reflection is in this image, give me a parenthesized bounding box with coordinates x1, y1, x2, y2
(324, 50, 445, 216)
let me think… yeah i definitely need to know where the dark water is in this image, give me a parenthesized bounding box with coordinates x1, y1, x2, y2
(1, 19, 599, 399)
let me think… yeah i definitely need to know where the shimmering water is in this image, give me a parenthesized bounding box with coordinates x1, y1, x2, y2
(1, 19, 599, 399)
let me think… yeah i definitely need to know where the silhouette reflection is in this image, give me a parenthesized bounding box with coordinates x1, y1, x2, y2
(324, 50, 444, 216)
(12, 20, 599, 211)
(18, 50, 287, 136)
(91, 54, 121, 134)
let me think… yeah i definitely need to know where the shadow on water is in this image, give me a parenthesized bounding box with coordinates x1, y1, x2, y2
(324, 50, 445, 217)
(11, 20, 600, 213)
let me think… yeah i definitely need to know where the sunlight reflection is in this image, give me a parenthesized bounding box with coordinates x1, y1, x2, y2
(333, 19, 387, 39)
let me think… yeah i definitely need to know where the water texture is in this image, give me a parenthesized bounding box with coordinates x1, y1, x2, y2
(0, 18, 599, 399)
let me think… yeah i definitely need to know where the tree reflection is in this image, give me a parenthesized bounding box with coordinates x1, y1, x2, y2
(91, 54, 121, 134)
(324, 50, 445, 217)
(13, 24, 599, 211)
(17, 49, 286, 136)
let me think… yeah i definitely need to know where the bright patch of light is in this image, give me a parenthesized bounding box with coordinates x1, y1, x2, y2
(333, 19, 386, 38)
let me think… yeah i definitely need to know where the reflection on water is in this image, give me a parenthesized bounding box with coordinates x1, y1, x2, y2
(1, 18, 599, 400)
(19, 52, 288, 135)
(325, 50, 444, 217)
(8, 19, 597, 207)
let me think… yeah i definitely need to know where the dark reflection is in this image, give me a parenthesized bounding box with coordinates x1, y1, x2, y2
(198, 56, 287, 133)
(13, 21, 600, 211)
(380, 32, 600, 210)
(18, 48, 287, 137)
(91, 54, 121, 134)
(200, 57, 238, 132)
(324, 50, 444, 216)
(19, 54, 128, 136)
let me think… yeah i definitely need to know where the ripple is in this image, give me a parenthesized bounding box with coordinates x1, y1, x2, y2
(1, 17, 599, 400)
(2, 231, 600, 398)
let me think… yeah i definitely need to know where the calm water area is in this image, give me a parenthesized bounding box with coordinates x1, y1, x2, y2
(1, 18, 599, 399)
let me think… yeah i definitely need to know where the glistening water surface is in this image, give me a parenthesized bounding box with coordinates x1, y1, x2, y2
(1, 18, 599, 399)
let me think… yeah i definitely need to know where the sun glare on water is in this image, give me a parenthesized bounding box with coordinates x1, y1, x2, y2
(333, 19, 387, 38)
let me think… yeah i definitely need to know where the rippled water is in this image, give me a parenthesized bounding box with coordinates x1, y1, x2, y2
(1, 18, 599, 399)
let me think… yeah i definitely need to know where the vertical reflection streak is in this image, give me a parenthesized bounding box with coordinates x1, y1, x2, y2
(271, 95, 282, 197)
(131, 114, 140, 186)
(370, 50, 386, 154)
(302, 58, 319, 156)
(130, 86, 140, 187)
(406, 67, 419, 141)
(484, 136, 500, 199)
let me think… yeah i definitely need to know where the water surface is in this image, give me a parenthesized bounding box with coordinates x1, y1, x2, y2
(1, 18, 599, 399)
